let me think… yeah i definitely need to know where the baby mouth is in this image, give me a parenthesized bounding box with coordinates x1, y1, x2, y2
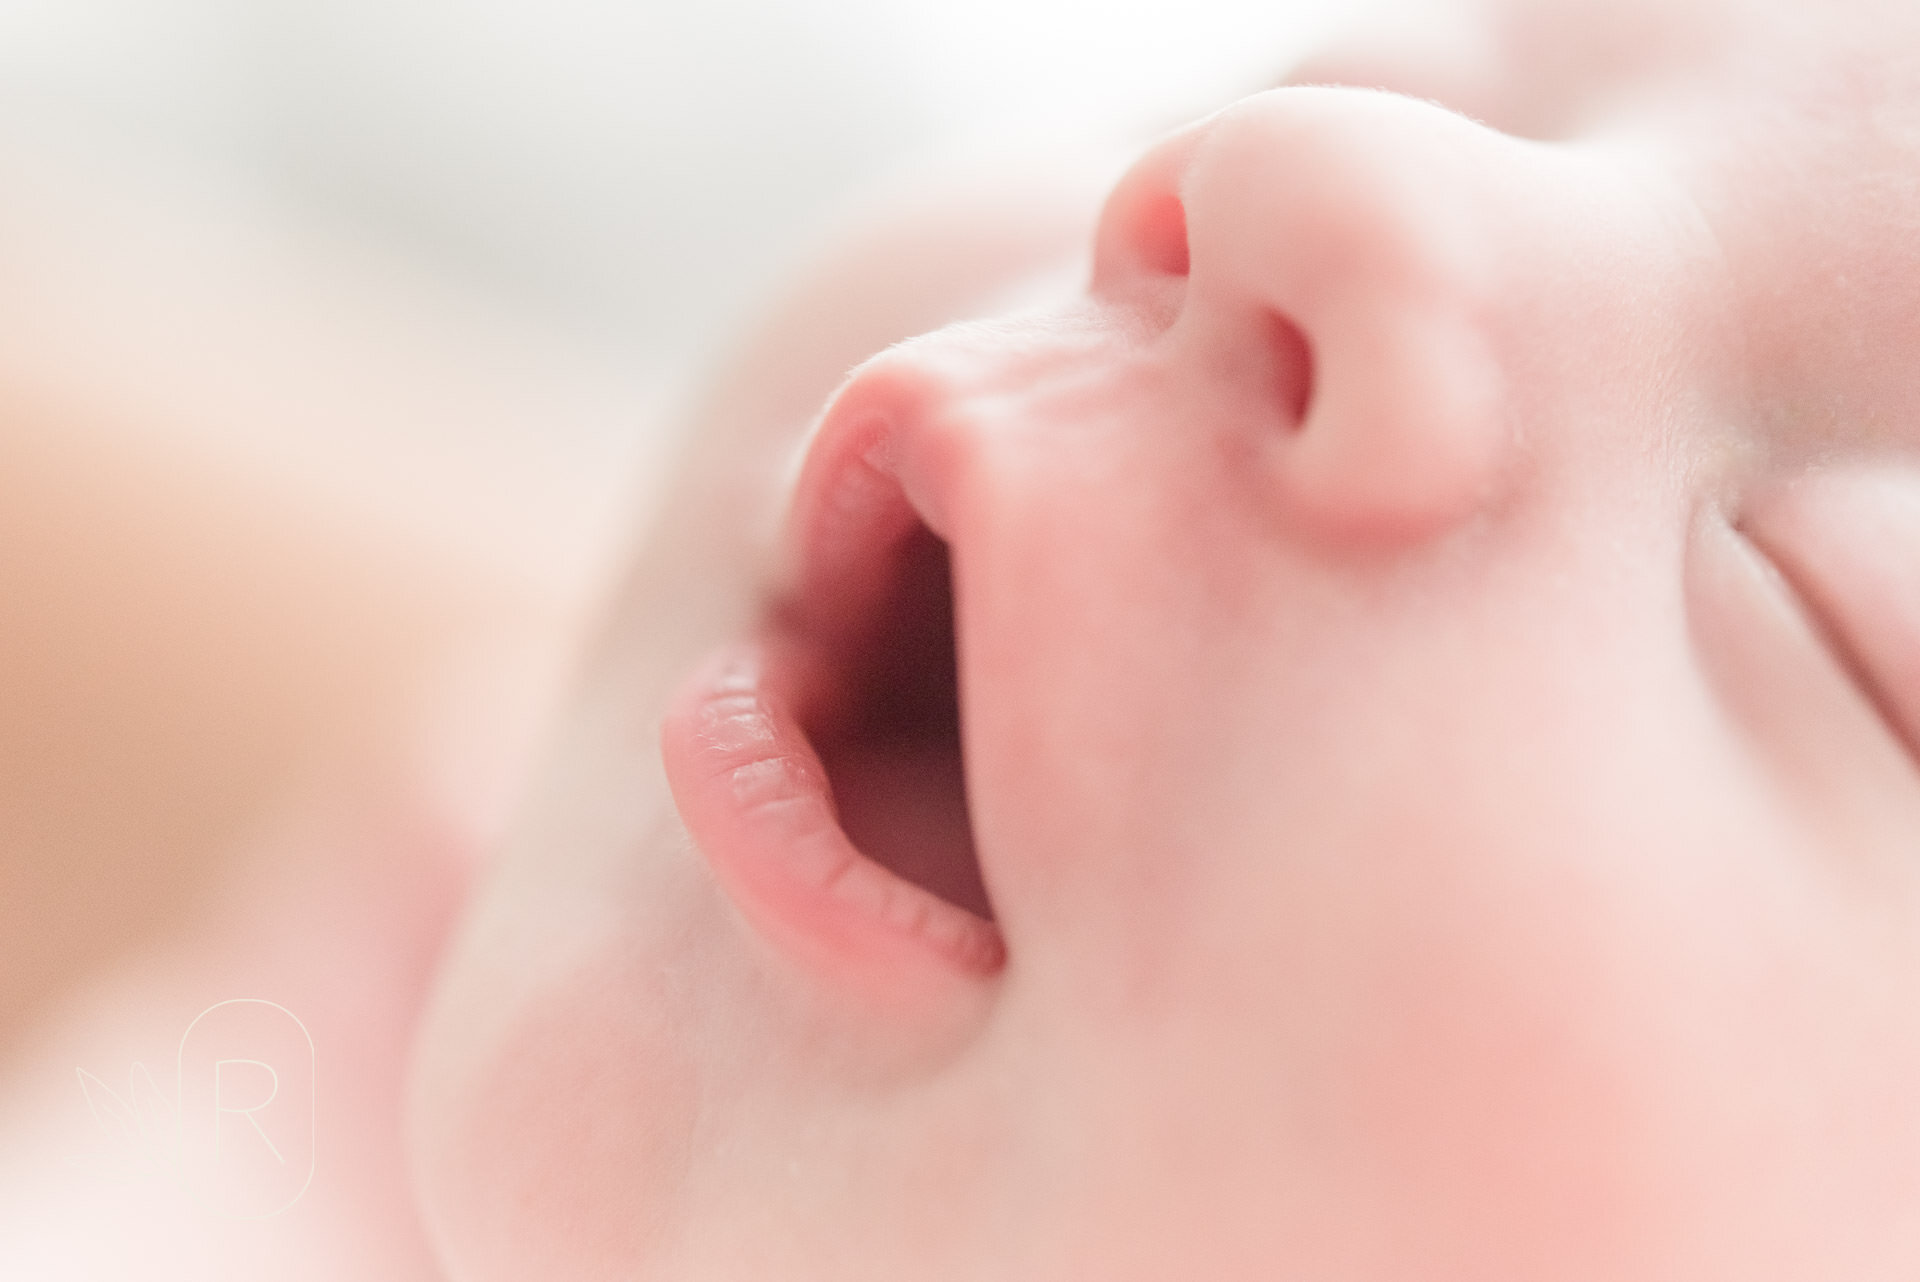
(792, 519, 989, 921)
(659, 394, 1003, 984)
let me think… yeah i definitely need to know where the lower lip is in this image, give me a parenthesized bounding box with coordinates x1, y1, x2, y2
(658, 638, 1005, 991)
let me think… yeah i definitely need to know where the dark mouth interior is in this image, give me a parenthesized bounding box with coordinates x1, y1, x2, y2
(804, 523, 994, 922)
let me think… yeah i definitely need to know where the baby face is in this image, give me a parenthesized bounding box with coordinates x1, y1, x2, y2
(409, 0, 1920, 1277)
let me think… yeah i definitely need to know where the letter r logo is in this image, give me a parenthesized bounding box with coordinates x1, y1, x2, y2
(177, 1000, 314, 1218)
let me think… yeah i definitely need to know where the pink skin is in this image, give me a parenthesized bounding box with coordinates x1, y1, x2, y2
(408, 0, 1920, 1277)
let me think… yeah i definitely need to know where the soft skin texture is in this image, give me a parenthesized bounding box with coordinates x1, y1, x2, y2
(410, 0, 1920, 1277)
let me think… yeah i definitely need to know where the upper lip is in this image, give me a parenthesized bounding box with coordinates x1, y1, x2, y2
(776, 349, 970, 657)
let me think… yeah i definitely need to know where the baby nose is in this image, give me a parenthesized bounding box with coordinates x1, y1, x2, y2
(1093, 88, 1561, 542)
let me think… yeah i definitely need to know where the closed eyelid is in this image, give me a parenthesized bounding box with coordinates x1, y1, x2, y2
(1684, 505, 1920, 856)
(1738, 467, 1920, 766)
(1734, 518, 1914, 761)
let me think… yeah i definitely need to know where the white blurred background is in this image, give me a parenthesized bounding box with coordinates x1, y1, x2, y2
(0, 0, 1334, 361)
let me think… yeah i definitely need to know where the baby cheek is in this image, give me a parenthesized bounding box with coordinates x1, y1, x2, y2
(1338, 935, 1661, 1269)
(419, 951, 700, 1281)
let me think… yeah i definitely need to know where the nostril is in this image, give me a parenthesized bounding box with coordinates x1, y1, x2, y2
(1091, 122, 1209, 296)
(1134, 191, 1190, 277)
(1269, 311, 1314, 428)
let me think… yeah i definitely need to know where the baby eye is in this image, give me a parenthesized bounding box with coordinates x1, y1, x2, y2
(1739, 465, 1920, 764)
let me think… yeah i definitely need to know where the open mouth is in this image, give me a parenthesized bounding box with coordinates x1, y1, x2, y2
(659, 398, 1003, 984)
(793, 520, 992, 922)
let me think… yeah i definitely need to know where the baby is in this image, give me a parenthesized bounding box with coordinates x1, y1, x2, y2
(406, 0, 1920, 1276)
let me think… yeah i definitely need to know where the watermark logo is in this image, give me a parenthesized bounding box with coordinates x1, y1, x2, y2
(73, 999, 315, 1219)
